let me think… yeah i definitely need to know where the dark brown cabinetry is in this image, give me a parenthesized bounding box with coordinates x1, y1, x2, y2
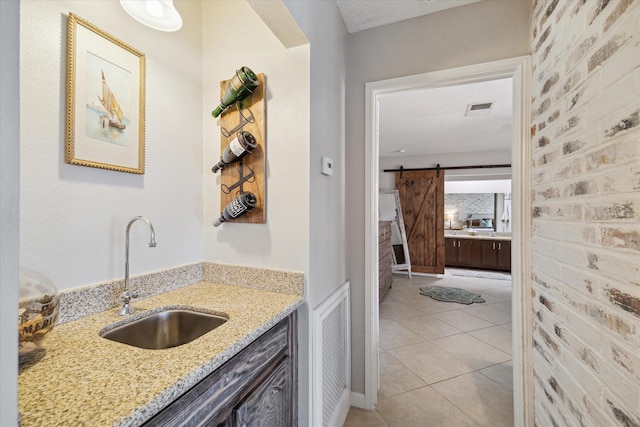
(143, 314, 297, 427)
(379, 221, 393, 302)
(445, 237, 511, 272)
(445, 238, 481, 268)
(480, 240, 511, 271)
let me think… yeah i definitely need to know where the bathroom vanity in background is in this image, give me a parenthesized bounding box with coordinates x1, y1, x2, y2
(445, 233, 511, 272)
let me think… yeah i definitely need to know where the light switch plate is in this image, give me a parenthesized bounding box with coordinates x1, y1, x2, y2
(321, 157, 334, 176)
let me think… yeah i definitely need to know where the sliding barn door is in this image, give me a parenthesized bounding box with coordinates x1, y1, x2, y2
(396, 170, 445, 274)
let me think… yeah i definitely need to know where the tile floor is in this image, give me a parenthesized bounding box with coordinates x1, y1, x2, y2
(343, 271, 514, 427)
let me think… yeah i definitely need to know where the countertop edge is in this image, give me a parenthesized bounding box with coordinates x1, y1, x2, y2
(444, 234, 512, 241)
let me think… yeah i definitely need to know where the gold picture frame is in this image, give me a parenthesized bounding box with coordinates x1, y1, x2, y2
(65, 13, 146, 174)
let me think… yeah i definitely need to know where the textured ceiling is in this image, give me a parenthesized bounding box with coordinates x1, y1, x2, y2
(335, 0, 482, 33)
(379, 78, 513, 158)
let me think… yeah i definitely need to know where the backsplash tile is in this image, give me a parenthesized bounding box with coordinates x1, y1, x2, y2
(57, 262, 304, 324)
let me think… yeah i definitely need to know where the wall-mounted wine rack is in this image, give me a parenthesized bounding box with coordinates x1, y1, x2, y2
(215, 73, 266, 224)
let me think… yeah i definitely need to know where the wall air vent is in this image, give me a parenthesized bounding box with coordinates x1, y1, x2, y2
(465, 101, 493, 116)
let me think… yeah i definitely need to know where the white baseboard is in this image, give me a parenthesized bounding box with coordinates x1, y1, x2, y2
(350, 391, 367, 409)
(326, 388, 351, 427)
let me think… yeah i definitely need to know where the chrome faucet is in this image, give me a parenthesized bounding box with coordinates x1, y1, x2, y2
(119, 216, 157, 316)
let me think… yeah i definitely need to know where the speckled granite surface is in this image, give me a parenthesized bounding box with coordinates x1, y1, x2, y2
(19, 280, 303, 427)
(58, 263, 203, 324)
(202, 261, 305, 295)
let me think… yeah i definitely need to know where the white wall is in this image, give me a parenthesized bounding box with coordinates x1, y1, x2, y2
(20, 0, 203, 291)
(346, 0, 531, 394)
(1, 1, 19, 424)
(202, 0, 310, 275)
(282, 1, 348, 424)
(283, 0, 347, 306)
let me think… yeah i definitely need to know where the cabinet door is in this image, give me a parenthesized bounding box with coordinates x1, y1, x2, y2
(445, 238, 457, 266)
(457, 239, 474, 266)
(497, 241, 511, 271)
(234, 360, 292, 427)
(480, 240, 498, 268)
(469, 239, 483, 268)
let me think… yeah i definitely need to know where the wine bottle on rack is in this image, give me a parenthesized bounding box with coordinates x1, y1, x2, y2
(211, 131, 257, 173)
(212, 66, 259, 118)
(214, 192, 257, 227)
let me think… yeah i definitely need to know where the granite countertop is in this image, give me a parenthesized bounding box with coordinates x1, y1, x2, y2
(445, 232, 512, 241)
(18, 281, 303, 427)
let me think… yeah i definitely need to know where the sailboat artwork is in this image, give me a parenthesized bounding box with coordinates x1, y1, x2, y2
(67, 13, 145, 173)
(98, 70, 126, 130)
(84, 52, 131, 148)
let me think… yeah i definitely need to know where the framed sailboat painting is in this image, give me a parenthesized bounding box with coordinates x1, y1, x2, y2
(65, 13, 146, 174)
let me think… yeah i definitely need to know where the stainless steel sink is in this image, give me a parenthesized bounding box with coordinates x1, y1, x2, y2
(101, 309, 227, 350)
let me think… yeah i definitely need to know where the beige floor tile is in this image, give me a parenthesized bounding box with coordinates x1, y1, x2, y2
(469, 325, 513, 355)
(499, 322, 512, 331)
(376, 386, 481, 427)
(430, 309, 495, 332)
(460, 305, 512, 324)
(430, 333, 511, 369)
(374, 273, 514, 427)
(379, 298, 428, 320)
(379, 350, 426, 397)
(406, 295, 463, 314)
(489, 301, 512, 314)
(343, 407, 389, 427)
(379, 318, 425, 349)
(478, 288, 512, 303)
(431, 371, 514, 427)
(479, 360, 513, 390)
(395, 314, 462, 340)
(386, 287, 428, 305)
(387, 341, 475, 384)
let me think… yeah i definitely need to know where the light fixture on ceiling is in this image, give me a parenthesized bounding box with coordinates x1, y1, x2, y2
(396, 149, 406, 153)
(120, 0, 183, 32)
(465, 101, 493, 117)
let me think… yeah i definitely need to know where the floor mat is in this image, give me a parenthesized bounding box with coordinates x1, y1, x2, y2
(420, 286, 486, 305)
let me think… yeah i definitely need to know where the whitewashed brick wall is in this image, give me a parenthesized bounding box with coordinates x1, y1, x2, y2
(445, 193, 494, 219)
(530, 0, 640, 426)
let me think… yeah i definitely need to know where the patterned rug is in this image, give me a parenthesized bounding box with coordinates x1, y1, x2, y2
(446, 268, 512, 281)
(420, 286, 485, 305)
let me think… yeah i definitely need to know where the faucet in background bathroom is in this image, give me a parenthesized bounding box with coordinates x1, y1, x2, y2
(119, 216, 157, 316)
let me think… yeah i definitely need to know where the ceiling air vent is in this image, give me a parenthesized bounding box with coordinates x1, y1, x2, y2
(465, 102, 493, 116)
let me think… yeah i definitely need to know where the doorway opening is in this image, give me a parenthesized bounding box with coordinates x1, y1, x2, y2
(363, 56, 533, 425)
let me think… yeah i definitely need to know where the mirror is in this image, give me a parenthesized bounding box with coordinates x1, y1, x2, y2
(444, 193, 510, 232)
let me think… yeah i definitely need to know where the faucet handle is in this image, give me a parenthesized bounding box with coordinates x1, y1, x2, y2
(120, 290, 139, 301)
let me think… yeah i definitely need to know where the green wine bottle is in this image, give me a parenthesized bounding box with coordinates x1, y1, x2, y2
(212, 66, 259, 118)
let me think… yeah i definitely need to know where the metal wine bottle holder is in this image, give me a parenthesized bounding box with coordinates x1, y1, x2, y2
(214, 72, 266, 224)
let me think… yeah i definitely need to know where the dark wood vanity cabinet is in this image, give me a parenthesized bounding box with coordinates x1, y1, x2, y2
(379, 221, 393, 302)
(445, 237, 511, 272)
(481, 240, 511, 271)
(445, 238, 481, 268)
(143, 313, 297, 427)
